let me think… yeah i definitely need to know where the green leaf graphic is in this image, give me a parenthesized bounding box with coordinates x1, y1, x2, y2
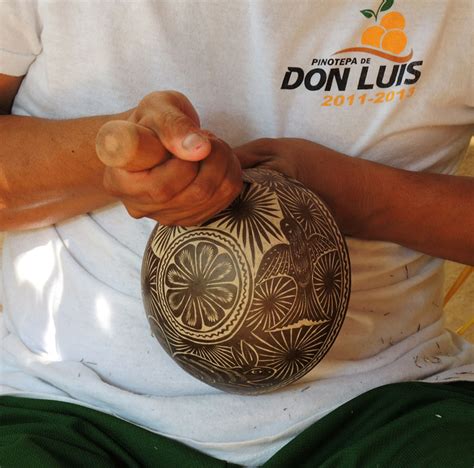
(360, 9, 376, 19)
(380, 0, 394, 12)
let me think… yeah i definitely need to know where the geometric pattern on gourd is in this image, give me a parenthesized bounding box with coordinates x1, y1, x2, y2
(276, 181, 336, 241)
(142, 168, 352, 394)
(141, 244, 162, 331)
(172, 340, 236, 369)
(157, 230, 251, 344)
(251, 324, 331, 385)
(313, 249, 344, 317)
(205, 182, 284, 266)
(151, 224, 185, 256)
(243, 167, 292, 189)
(246, 275, 298, 331)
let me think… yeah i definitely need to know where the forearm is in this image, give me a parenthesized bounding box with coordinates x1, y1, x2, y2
(0, 111, 131, 231)
(296, 145, 474, 265)
(367, 168, 474, 265)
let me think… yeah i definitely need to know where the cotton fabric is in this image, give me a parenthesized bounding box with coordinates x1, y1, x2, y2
(1, 1, 473, 465)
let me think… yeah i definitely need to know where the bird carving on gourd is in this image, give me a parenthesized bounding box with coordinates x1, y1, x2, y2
(255, 215, 333, 330)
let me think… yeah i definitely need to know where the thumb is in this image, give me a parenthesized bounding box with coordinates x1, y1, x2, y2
(136, 91, 211, 162)
(233, 148, 274, 169)
(233, 149, 257, 169)
(233, 139, 277, 169)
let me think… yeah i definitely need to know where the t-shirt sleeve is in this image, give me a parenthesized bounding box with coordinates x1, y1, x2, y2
(0, 0, 42, 76)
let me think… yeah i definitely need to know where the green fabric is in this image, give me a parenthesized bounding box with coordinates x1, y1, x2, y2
(0, 396, 237, 468)
(0, 382, 473, 467)
(263, 381, 474, 468)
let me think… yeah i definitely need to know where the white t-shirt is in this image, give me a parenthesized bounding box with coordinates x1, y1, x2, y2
(1, 1, 473, 465)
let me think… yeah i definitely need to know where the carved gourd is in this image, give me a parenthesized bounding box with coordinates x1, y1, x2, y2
(142, 168, 350, 394)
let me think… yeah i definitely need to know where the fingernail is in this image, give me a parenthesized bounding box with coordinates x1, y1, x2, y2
(182, 132, 207, 152)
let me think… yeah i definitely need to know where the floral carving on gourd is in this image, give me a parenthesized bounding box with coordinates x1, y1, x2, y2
(142, 168, 351, 394)
(165, 241, 238, 330)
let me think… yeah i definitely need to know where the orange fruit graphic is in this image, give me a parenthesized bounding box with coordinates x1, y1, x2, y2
(360, 11, 408, 55)
(380, 11, 405, 30)
(361, 25, 385, 48)
(381, 29, 407, 54)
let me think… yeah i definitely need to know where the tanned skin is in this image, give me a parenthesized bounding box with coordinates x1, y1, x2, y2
(1, 73, 473, 265)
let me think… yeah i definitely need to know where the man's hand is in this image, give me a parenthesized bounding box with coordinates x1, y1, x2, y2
(233, 137, 369, 236)
(233, 137, 474, 266)
(96, 91, 242, 226)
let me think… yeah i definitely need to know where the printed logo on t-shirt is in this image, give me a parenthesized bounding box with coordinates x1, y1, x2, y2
(281, 0, 423, 108)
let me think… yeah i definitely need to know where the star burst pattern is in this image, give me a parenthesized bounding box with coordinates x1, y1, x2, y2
(151, 225, 185, 254)
(206, 183, 283, 264)
(277, 184, 334, 239)
(247, 276, 297, 331)
(253, 325, 330, 382)
(142, 246, 160, 314)
(313, 250, 343, 316)
(243, 168, 290, 189)
(142, 168, 351, 394)
(173, 341, 236, 368)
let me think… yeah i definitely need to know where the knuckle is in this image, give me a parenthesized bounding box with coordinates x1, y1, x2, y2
(190, 180, 214, 201)
(146, 89, 184, 102)
(139, 90, 170, 106)
(148, 184, 174, 204)
(136, 95, 154, 119)
(163, 111, 193, 137)
(222, 177, 243, 200)
(166, 90, 187, 104)
(125, 206, 145, 219)
(103, 169, 145, 199)
(159, 108, 177, 128)
(137, 90, 181, 118)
